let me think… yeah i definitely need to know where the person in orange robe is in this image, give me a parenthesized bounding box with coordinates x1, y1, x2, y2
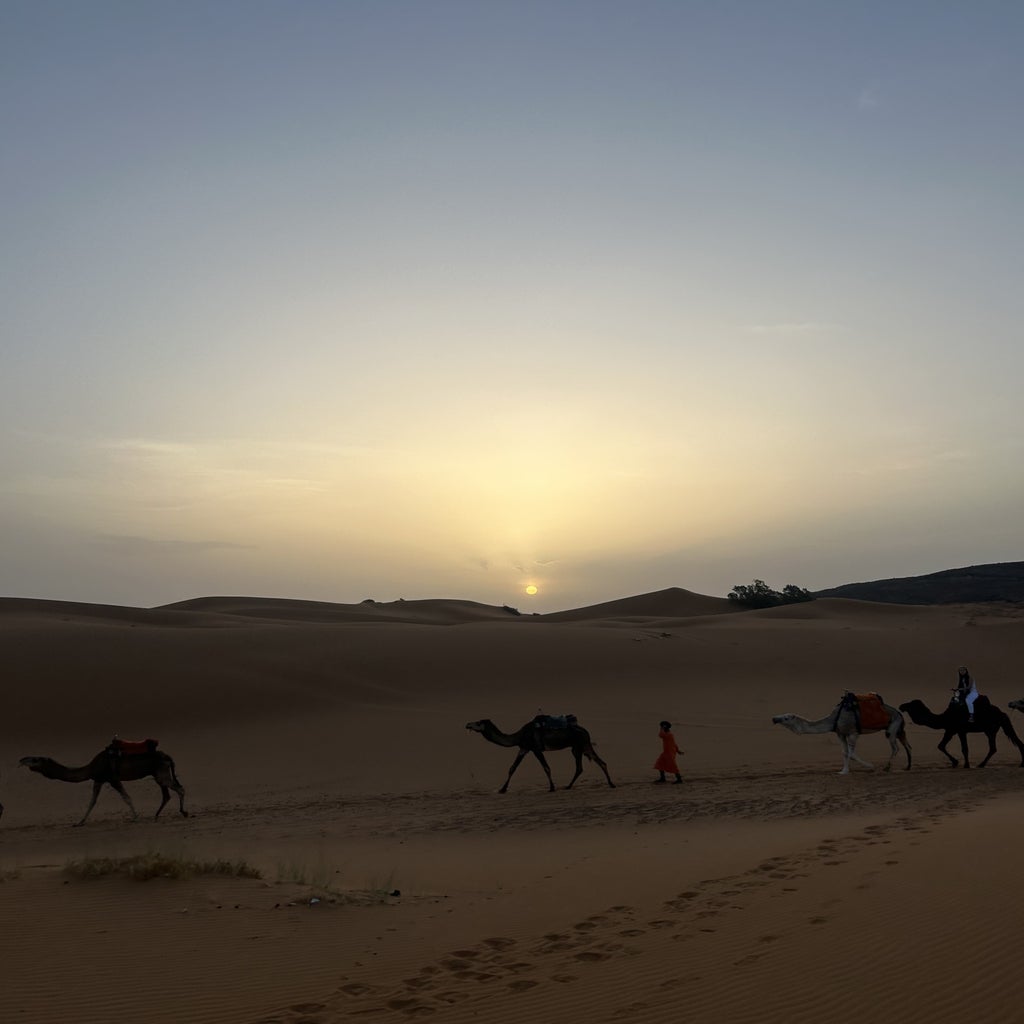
(654, 720, 683, 784)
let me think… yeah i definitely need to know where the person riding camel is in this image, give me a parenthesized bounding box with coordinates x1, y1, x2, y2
(955, 666, 979, 723)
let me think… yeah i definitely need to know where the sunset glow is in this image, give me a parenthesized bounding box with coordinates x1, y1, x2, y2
(3, 4, 1022, 612)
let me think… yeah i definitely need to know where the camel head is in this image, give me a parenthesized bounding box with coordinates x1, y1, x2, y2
(1009, 700, 1024, 714)
(898, 699, 927, 719)
(771, 714, 800, 728)
(19, 756, 57, 777)
(465, 720, 491, 735)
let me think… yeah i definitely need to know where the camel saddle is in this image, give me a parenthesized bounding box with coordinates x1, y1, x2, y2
(109, 738, 159, 755)
(533, 714, 578, 730)
(839, 693, 888, 731)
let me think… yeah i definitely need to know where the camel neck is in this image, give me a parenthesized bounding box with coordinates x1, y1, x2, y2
(46, 761, 93, 783)
(483, 724, 520, 747)
(793, 715, 837, 734)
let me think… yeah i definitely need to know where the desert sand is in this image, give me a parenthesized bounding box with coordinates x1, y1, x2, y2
(3, 588, 1024, 1023)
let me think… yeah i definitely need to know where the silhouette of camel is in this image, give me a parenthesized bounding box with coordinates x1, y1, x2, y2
(899, 696, 1024, 768)
(772, 698, 911, 774)
(20, 744, 187, 826)
(466, 718, 615, 793)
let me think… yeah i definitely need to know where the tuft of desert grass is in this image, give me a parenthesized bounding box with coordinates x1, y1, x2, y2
(64, 851, 261, 882)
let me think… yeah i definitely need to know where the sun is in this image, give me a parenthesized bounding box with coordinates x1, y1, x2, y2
(525, 585, 538, 596)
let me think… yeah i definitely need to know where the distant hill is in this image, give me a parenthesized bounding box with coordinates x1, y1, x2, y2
(814, 561, 1024, 605)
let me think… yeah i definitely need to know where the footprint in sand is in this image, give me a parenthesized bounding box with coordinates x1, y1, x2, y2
(647, 919, 676, 929)
(574, 950, 611, 962)
(387, 996, 436, 1014)
(618, 928, 646, 937)
(614, 1001, 652, 1017)
(808, 916, 828, 925)
(483, 937, 517, 950)
(440, 958, 475, 971)
(501, 961, 536, 974)
(538, 940, 576, 952)
(339, 983, 379, 997)
(551, 973, 579, 983)
(508, 979, 539, 992)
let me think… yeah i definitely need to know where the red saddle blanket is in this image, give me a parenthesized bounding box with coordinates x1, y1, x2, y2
(111, 738, 159, 755)
(853, 694, 888, 731)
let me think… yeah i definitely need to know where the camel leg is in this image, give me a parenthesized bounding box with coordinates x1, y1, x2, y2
(976, 731, 998, 769)
(587, 746, 616, 788)
(1006, 727, 1024, 767)
(498, 750, 529, 793)
(155, 785, 170, 819)
(154, 779, 188, 819)
(882, 734, 897, 772)
(837, 737, 851, 775)
(172, 780, 188, 817)
(842, 734, 874, 773)
(531, 750, 556, 792)
(75, 780, 106, 827)
(937, 731, 959, 767)
(898, 728, 913, 771)
(109, 780, 139, 820)
(565, 750, 584, 789)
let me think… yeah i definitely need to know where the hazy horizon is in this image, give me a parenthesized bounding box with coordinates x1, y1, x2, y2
(3, 2, 1022, 612)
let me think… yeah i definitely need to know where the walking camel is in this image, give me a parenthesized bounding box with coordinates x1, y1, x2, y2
(772, 697, 911, 774)
(20, 741, 187, 826)
(899, 696, 1024, 769)
(466, 718, 615, 793)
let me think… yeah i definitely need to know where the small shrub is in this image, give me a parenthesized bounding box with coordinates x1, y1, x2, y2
(64, 852, 261, 882)
(728, 579, 814, 609)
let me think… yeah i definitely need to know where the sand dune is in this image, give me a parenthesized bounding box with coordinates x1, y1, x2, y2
(539, 585, 738, 622)
(3, 588, 1024, 1022)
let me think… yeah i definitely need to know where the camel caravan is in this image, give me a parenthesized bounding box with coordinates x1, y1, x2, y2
(11, 670, 1024, 823)
(773, 667, 1024, 774)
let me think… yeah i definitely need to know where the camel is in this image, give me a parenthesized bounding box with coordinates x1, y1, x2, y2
(772, 697, 911, 774)
(1009, 699, 1024, 715)
(465, 717, 615, 793)
(19, 743, 187, 826)
(899, 696, 1024, 769)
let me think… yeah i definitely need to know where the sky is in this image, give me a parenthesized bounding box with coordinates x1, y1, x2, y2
(2, 1, 1022, 612)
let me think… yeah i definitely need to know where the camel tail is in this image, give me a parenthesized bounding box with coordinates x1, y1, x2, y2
(164, 753, 183, 786)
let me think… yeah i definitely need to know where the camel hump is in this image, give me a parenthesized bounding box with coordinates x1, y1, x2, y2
(841, 692, 889, 731)
(110, 738, 159, 755)
(532, 713, 578, 730)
